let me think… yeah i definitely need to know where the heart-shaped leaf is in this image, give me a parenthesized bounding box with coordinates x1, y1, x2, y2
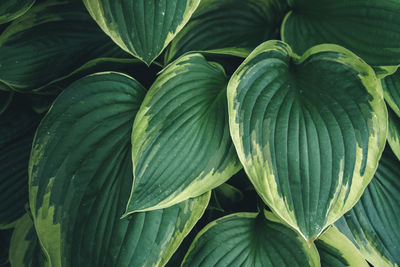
(29, 72, 210, 266)
(182, 212, 320, 267)
(0, 0, 127, 93)
(83, 0, 201, 65)
(335, 146, 400, 267)
(228, 40, 387, 242)
(164, 0, 287, 63)
(9, 213, 46, 267)
(281, 0, 400, 67)
(315, 227, 368, 267)
(381, 67, 400, 117)
(125, 53, 241, 214)
(0, 0, 35, 24)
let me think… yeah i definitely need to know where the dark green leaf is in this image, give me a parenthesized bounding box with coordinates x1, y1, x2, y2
(29, 72, 210, 266)
(37, 57, 162, 93)
(0, 96, 40, 147)
(125, 53, 241, 214)
(83, 0, 201, 65)
(228, 40, 387, 242)
(315, 227, 368, 267)
(381, 67, 400, 117)
(0, 0, 127, 93)
(165, 0, 287, 63)
(335, 147, 400, 267)
(0, 0, 35, 24)
(282, 0, 400, 66)
(388, 109, 400, 161)
(0, 90, 13, 115)
(182, 212, 320, 267)
(0, 134, 34, 228)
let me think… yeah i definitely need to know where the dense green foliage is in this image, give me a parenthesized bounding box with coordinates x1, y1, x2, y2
(1, 0, 400, 266)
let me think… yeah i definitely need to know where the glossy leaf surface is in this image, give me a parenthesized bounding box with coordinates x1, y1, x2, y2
(282, 0, 400, 66)
(29, 72, 210, 267)
(83, 0, 200, 64)
(0, 90, 13, 115)
(228, 40, 387, 241)
(335, 147, 400, 267)
(0, 0, 126, 92)
(182, 212, 320, 267)
(126, 53, 241, 214)
(165, 0, 287, 63)
(0, 0, 35, 24)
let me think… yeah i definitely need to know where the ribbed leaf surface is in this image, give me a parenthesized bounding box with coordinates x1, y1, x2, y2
(182, 212, 320, 267)
(0, 0, 126, 92)
(315, 227, 368, 267)
(9, 213, 46, 267)
(0, 134, 33, 228)
(83, 0, 200, 65)
(388, 109, 400, 161)
(165, 0, 287, 63)
(228, 40, 387, 241)
(0, 0, 35, 24)
(382, 67, 400, 117)
(29, 72, 210, 267)
(282, 0, 400, 66)
(126, 53, 241, 214)
(335, 147, 400, 267)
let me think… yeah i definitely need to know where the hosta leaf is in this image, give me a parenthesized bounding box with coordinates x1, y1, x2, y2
(164, 0, 287, 63)
(335, 147, 400, 267)
(9, 213, 46, 267)
(228, 40, 387, 242)
(0, 134, 34, 228)
(388, 109, 400, 161)
(0, 0, 35, 24)
(83, 0, 201, 65)
(0, 0, 126, 93)
(281, 0, 400, 67)
(182, 212, 320, 267)
(381, 67, 400, 117)
(0, 90, 13, 115)
(125, 53, 241, 214)
(29, 72, 210, 266)
(315, 227, 368, 267)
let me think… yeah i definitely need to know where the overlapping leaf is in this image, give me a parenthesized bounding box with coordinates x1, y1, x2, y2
(388, 109, 400, 161)
(281, 0, 400, 66)
(315, 227, 368, 267)
(83, 0, 201, 65)
(125, 53, 241, 214)
(335, 147, 400, 267)
(228, 40, 387, 242)
(9, 213, 46, 267)
(381, 67, 400, 117)
(164, 0, 287, 63)
(182, 212, 320, 267)
(0, 0, 35, 24)
(0, 0, 127, 93)
(29, 72, 210, 266)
